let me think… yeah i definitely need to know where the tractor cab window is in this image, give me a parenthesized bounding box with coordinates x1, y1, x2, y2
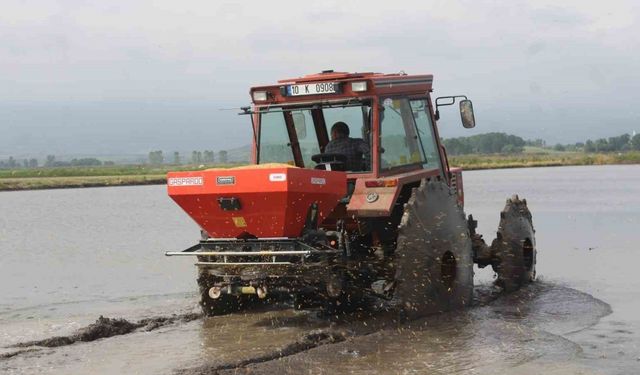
(257, 102, 372, 172)
(409, 99, 441, 170)
(258, 111, 296, 164)
(323, 105, 372, 144)
(291, 110, 320, 167)
(380, 97, 441, 170)
(323, 105, 372, 172)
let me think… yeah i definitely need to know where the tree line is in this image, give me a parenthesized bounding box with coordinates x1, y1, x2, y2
(0, 155, 113, 169)
(3, 132, 638, 170)
(442, 132, 527, 155)
(147, 150, 229, 165)
(582, 133, 640, 152)
(546, 133, 640, 152)
(442, 132, 640, 155)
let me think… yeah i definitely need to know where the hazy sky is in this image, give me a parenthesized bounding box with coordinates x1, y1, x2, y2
(1, 0, 639, 156)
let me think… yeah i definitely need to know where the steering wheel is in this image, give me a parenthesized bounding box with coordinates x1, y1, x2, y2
(311, 153, 347, 171)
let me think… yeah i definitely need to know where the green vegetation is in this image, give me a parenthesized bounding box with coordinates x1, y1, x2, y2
(0, 163, 237, 179)
(450, 151, 640, 170)
(0, 163, 238, 191)
(0, 175, 167, 191)
(443, 132, 527, 155)
(443, 132, 640, 156)
(1, 132, 639, 191)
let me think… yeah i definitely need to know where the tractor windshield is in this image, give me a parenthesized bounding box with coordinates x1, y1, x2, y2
(257, 102, 372, 172)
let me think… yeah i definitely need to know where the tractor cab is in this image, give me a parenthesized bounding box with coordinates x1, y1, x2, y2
(244, 70, 474, 218)
(248, 71, 454, 179)
(168, 71, 476, 239)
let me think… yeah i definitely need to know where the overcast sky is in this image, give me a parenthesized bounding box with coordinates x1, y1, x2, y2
(1, 0, 639, 156)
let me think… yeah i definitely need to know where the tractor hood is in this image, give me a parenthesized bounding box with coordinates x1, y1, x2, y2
(167, 164, 347, 239)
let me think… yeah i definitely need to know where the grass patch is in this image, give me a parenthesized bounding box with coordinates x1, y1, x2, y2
(450, 151, 640, 170)
(0, 175, 168, 191)
(1, 153, 639, 191)
(0, 163, 238, 179)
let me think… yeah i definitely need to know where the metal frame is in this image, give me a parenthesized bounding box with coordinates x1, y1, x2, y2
(165, 238, 341, 266)
(434, 95, 468, 120)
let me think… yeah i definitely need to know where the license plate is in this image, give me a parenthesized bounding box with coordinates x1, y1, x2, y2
(287, 82, 338, 96)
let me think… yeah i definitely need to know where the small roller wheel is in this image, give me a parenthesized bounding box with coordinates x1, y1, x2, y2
(197, 271, 247, 316)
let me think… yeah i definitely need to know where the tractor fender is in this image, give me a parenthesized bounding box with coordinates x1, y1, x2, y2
(346, 179, 401, 217)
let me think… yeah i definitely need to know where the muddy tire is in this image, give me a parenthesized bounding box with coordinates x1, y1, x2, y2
(320, 269, 367, 315)
(491, 195, 536, 292)
(393, 179, 474, 319)
(197, 271, 247, 316)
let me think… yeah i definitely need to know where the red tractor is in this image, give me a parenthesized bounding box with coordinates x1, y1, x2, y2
(166, 70, 536, 318)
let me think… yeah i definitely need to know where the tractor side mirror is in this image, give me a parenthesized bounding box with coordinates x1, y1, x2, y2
(292, 112, 307, 139)
(460, 100, 476, 129)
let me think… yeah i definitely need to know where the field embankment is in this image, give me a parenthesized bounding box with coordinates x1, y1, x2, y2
(1, 152, 639, 191)
(0, 164, 234, 191)
(450, 151, 640, 170)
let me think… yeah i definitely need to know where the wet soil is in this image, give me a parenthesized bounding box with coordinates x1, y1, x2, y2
(173, 329, 348, 375)
(0, 282, 613, 375)
(172, 282, 612, 375)
(7, 313, 201, 349)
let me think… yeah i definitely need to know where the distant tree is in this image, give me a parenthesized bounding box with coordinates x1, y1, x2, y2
(45, 155, 56, 167)
(23, 159, 29, 168)
(173, 151, 181, 165)
(7, 156, 16, 168)
(553, 144, 566, 152)
(29, 158, 38, 168)
(531, 138, 546, 147)
(191, 151, 202, 164)
(501, 144, 518, 154)
(584, 140, 595, 152)
(442, 138, 473, 155)
(70, 158, 102, 166)
(631, 134, 640, 151)
(104, 160, 115, 166)
(218, 150, 228, 163)
(442, 133, 525, 155)
(606, 134, 630, 151)
(595, 138, 609, 152)
(148, 150, 164, 165)
(203, 150, 215, 163)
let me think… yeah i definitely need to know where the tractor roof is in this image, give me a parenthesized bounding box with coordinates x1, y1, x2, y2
(250, 70, 434, 105)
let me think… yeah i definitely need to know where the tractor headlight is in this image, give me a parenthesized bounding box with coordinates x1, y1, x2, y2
(351, 81, 367, 92)
(252, 91, 268, 102)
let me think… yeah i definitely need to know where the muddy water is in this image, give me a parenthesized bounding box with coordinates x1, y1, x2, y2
(0, 165, 639, 374)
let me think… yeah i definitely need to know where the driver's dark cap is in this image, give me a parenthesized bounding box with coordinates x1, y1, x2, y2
(331, 122, 350, 136)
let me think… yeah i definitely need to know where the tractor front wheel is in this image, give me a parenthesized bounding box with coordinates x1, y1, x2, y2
(491, 195, 537, 292)
(393, 179, 474, 319)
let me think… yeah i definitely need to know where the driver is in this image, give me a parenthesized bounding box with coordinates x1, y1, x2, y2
(324, 122, 370, 172)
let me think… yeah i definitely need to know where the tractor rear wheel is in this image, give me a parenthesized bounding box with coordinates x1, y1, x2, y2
(491, 195, 536, 291)
(393, 179, 474, 319)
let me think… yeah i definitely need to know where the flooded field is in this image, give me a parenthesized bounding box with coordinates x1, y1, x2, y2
(1, 165, 639, 374)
